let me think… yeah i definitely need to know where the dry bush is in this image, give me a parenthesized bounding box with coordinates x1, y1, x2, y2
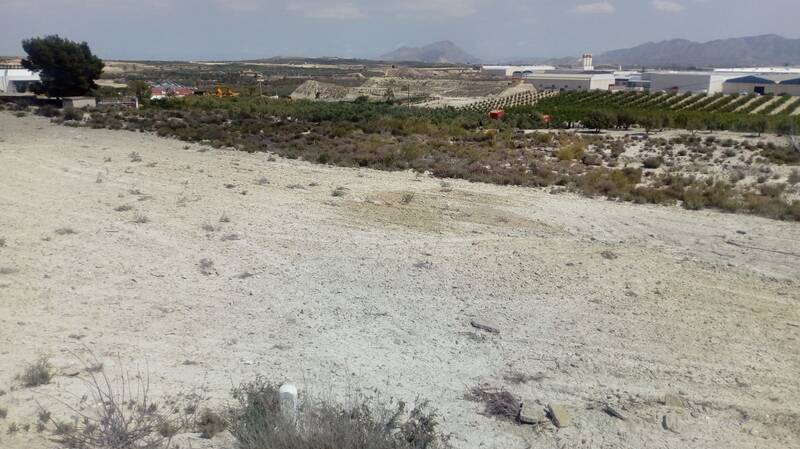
(400, 193, 415, 204)
(228, 377, 450, 449)
(18, 357, 53, 387)
(114, 205, 133, 212)
(556, 143, 585, 161)
(466, 384, 521, 420)
(47, 358, 199, 449)
(331, 187, 348, 197)
(219, 213, 231, 223)
(133, 213, 150, 224)
(196, 409, 226, 439)
(198, 258, 215, 276)
(129, 152, 142, 163)
(55, 227, 77, 236)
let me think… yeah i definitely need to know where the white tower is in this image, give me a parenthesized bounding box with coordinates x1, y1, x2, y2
(582, 53, 594, 71)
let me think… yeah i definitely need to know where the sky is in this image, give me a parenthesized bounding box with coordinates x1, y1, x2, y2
(1, 0, 798, 61)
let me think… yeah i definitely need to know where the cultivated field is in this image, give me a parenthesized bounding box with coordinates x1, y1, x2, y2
(0, 112, 799, 448)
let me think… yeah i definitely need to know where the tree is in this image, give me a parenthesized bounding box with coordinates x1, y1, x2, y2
(21, 35, 104, 98)
(616, 111, 635, 130)
(127, 80, 150, 104)
(582, 110, 615, 132)
(750, 117, 768, 137)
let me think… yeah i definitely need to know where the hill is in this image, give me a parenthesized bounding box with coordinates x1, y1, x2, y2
(595, 34, 800, 68)
(379, 41, 479, 64)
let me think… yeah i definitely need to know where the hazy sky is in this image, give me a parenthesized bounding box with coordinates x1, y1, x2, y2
(1, 0, 798, 61)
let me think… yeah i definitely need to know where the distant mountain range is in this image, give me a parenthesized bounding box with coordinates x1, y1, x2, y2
(594, 34, 800, 68)
(379, 41, 479, 64)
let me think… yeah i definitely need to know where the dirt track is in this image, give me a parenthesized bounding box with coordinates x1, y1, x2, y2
(0, 112, 798, 448)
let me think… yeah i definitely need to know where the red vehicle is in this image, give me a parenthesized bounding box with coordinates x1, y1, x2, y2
(489, 109, 505, 119)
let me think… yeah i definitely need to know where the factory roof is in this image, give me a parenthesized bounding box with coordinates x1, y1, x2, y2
(725, 74, 800, 84)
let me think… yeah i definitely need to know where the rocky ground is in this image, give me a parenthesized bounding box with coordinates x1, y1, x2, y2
(0, 112, 798, 448)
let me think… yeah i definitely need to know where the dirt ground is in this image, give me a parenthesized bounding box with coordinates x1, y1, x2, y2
(0, 112, 798, 449)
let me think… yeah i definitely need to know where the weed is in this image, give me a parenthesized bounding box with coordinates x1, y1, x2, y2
(221, 234, 240, 241)
(642, 157, 663, 169)
(256, 177, 270, 186)
(228, 377, 450, 449)
(199, 258, 216, 276)
(129, 152, 142, 162)
(466, 384, 521, 420)
(0, 407, 6, 419)
(400, 193, 415, 204)
(47, 360, 198, 449)
(55, 227, 77, 236)
(114, 205, 133, 212)
(440, 182, 453, 192)
(133, 213, 150, 224)
(0, 267, 17, 275)
(18, 357, 52, 387)
(0, 237, 5, 247)
(7, 422, 18, 434)
(196, 409, 226, 439)
(789, 169, 800, 185)
(219, 213, 230, 223)
(331, 186, 348, 197)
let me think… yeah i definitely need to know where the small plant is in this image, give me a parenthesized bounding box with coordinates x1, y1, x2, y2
(789, 169, 800, 185)
(55, 227, 77, 235)
(331, 186, 348, 197)
(400, 193, 415, 204)
(129, 152, 142, 162)
(0, 237, 5, 247)
(18, 357, 52, 387)
(219, 213, 230, 223)
(114, 204, 133, 212)
(132, 213, 149, 224)
(196, 409, 226, 439)
(221, 234, 240, 242)
(0, 406, 7, 419)
(466, 384, 520, 420)
(642, 157, 663, 169)
(199, 258, 215, 276)
(440, 181, 452, 192)
(7, 422, 19, 434)
(256, 177, 269, 186)
(0, 267, 16, 275)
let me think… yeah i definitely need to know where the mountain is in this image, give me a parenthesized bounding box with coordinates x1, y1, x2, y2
(380, 41, 479, 64)
(595, 34, 800, 68)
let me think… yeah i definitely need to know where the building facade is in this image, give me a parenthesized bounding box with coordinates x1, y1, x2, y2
(523, 72, 615, 91)
(722, 74, 800, 96)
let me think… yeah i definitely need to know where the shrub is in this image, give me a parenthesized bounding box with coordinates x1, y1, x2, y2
(228, 377, 450, 449)
(196, 409, 226, 439)
(18, 357, 52, 387)
(557, 143, 585, 161)
(465, 384, 520, 420)
(642, 157, 663, 169)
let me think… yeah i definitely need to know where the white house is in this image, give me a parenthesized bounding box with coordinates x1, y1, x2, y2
(0, 65, 41, 94)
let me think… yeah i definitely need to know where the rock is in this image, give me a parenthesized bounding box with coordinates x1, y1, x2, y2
(663, 393, 685, 408)
(547, 404, 571, 428)
(662, 413, 680, 433)
(600, 250, 618, 260)
(603, 404, 626, 421)
(518, 403, 548, 425)
(470, 320, 500, 334)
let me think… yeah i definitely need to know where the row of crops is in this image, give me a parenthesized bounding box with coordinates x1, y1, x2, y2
(536, 90, 800, 116)
(461, 89, 559, 112)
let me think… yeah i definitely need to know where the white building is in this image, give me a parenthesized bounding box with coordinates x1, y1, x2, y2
(481, 65, 555, 77)
(522, 72, 615, 91)
(0, 65, 40, 94)
(644, 71, 743, 94)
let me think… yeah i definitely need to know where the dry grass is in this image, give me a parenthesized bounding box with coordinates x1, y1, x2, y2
(17, 357, 53, 388)
(46, 357, 199, 449)
(198, 258, 215, 276)
(228, 377, 450, 449)
(133, 213, 150, 224)
(129, 152, 142, 162)
(331, 187, 348, 197)
(466, 384, 520, 420)
(55, 227, 77, 236)
(219, 213, 231, 223)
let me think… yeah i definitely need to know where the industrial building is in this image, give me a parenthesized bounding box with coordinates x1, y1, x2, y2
(523, 72, 615, 91)
(0, 64, 40, 94)
(644, 71, 742, 94)
(481, 65, 555, 77)
(722, 74, 800, 96)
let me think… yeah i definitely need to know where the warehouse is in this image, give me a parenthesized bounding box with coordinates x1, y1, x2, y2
(481, 65, 555, 77)
(722, 74, 800, 96)
(522, 72, 615, 91)
(644, 71, 741, 94)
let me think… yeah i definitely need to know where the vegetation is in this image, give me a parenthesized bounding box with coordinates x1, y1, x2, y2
(38, 96, 800, 222)
(17, 357, 53, 387)
(228, 377, 450, 449)
(21, 35, 104, 97)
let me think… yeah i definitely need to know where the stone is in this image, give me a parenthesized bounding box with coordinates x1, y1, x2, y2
(603, 404, 626, 421)
(279, 383, 298, 419)
(547, 404, 571, 428)
(662, 413, 680, 433)
(663, 393, 685, 408)
(518, 403, 548, 425)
